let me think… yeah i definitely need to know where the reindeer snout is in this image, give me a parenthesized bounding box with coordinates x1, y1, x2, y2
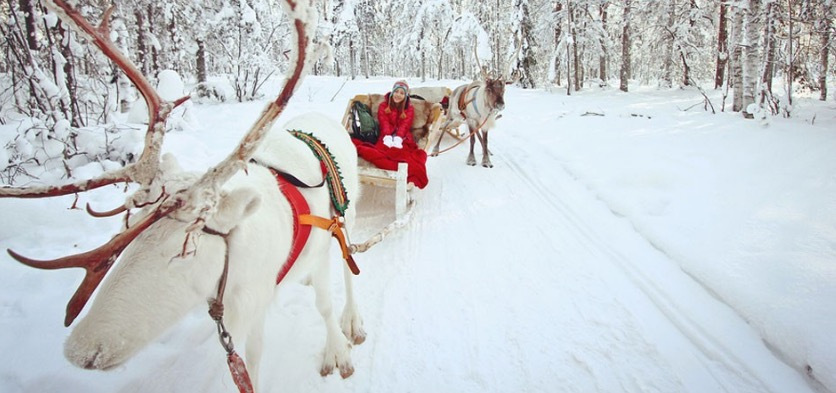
(65, 327, 133, 371)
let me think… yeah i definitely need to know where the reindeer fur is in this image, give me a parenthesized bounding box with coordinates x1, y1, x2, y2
(63, 112, 363, 388)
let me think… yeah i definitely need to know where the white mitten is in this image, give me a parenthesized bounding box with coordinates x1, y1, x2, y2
(382, 134, 394, 147)
(392, 136, 403, 149)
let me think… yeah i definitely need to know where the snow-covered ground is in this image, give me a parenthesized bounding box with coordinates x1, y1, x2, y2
(1, 76, 834, 393)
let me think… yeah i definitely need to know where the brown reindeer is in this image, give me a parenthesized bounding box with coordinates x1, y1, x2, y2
(431, 47, 519, 168)
(1, 0, 363, 391)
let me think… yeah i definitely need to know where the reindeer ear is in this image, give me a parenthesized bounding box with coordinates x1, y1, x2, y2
(207, 187, 261, 234)
(160, 153, 183, 174)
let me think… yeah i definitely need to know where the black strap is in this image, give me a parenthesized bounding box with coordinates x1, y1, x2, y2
(249, 159, 325, 189)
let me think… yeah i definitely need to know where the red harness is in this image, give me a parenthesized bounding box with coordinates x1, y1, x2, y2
(269, 167, 360, 285)
(271, 169, 313, 284)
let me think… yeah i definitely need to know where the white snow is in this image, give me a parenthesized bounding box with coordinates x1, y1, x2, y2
(0, 76, 834, 393)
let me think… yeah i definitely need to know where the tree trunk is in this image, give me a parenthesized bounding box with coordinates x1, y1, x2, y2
(362, 32, 370, 78)
(495, 0, 502, 73)
(19, 0, 39, 50)
(515, 0, 537, 88)
(134, 10, 149, 76)
(554, 2, 563, 86)
(43, 21, 70, 124)
(196, 39, 207, 83)
(599, 3, 608, 84)
(419, 29, 426, 82)
(785, 0, 793, 110)
(571, 4, 581, 91)
(715, 2, 729, 89)
(566, 0, 573, 95)
(820, 2, 832, 101)
(350, 38, 357, 80)
(680, 52, 692, 86)
(148, 5, 159, 76)
(112, 18, 132, 114)
(761, 1, 777, 97)
(437, 36, 444, 79)
(731, 5, 744, 112)
(682, 0, 697, 86)
(741, 0, 762, 117)
(58, 24, 82, 127)
(661, 0, 675, 88)
(620, 0, 631, 92)
(459, 47, 466, 79)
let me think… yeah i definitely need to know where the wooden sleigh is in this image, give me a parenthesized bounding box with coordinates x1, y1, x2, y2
(340, 93, 446, 250)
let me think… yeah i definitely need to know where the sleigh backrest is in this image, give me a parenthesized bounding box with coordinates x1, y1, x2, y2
(342, 93, 445, 151)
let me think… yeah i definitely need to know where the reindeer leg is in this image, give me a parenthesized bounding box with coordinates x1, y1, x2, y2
(244, 324, 265, 389)
(340, 263, 366, 345)
(311, 255, 354, 378)
(467, 127, 477, 166)
(480, 130, 493, 168)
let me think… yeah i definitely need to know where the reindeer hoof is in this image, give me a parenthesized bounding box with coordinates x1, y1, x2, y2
(339, 363, 355, 379)
(320, 364, 333, 377)
(320, 359, 355, 379)
(351, 330, 366, 345)
(482, 162, 494, 168)
(341, 309, 366, 345)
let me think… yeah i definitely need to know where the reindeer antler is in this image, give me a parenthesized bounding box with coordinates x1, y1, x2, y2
(503, 45, 522, 83)
(3, 0, 316, 326)
(472, 38, 490, 80)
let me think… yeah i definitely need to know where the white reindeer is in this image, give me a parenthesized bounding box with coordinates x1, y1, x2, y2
(1, 0, 363, 391)
(63, 112, 363, 386)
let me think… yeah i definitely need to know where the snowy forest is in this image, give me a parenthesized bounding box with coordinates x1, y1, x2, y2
(1, 1, 836, 392)
(1, 0, 835, 182)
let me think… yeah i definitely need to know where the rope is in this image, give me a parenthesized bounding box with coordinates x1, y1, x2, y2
(349, 198, 416, 253)
(431, 114, 491, 156)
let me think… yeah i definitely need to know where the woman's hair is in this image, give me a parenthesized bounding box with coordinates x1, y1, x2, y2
(386, 80, 410, 118)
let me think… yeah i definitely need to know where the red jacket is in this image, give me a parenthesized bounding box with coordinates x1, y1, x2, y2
(377, 93, 415, 144)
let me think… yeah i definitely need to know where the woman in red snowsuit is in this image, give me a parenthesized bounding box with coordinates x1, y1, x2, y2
(352, 80, 428, 188)
(377, 80, 416, 149)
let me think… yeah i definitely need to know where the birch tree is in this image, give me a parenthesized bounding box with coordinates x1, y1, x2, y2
(816, 0, 833, 101)
(730, 2, 745, 111)
(511, 0, 538, 88)
(715, 0, 729, 88)
(741, 0, 762, 117)
(620, 0, 633, 92)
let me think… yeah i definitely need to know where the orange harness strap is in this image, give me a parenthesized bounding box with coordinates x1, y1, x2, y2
(299, 214, 360, 275)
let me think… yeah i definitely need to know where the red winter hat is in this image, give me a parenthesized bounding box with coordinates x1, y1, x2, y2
(392, 80, 409, 95)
